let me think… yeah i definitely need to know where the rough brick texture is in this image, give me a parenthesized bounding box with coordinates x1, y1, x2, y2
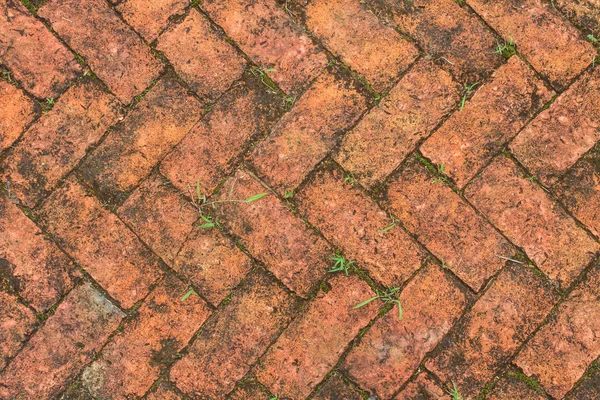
(0, 291, 36, 370)
(0, 81, 35, 153)
(117, 0, 187, 42)
(395, 372, 446, 400)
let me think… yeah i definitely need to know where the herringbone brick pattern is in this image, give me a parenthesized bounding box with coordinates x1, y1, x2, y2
(1, 0, 600, 398)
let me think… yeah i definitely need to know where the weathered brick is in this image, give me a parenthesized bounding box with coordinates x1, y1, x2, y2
(82, 274, 211, 399)
(487, 371, 547, 400)
(0, 291, 36, 370)
(555, 0, 600, 37)
(157, 9, 246, 102)
(465, 156, 599, 289)
(384, 157, 514, 291)
(146, 382, 183, 400)
(515, 263, 600, 398)
(554, 145, 600, 237)
(296, 166, 423, 287)
(228, 377, 273, 400)
(161, 75, 283, 197)
(36, 177, 162, 309)
(255, 275, 380, 399)
(370, 0, 501, 81)
(38, 0, 162, 103)
(78, 76, 202, 203)
(343, 263, 469, 398)
(171, 270, 296, 398)
(252, 71, 368, 192)
(511, 69, 600, 186)
(336, 60, 460, 189)
(1, 80, 122, 207)
(118, 173, 197, 264)
(0, 283, 124, 399)
(467, 0, 595, 90)
(174, 227, 252, 307)
(0, 81, 35, 152)
(201, 0, 326, 94)
(313, 374, 362, 400)
(0, 195, 76, 311)
(566, 368, 600, 400)
(215, 169, 330, 297)
(394, 372, 446, 400)
(57, 383, 95, 400)
(117, 0, 187, 42)
(305, 0, 418, 92)
(427, 264, 558, 397)
(0, 0, 80, 98)
(421, 56, 553, 187)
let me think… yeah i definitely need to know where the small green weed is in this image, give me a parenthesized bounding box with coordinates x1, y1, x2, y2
(377, 216, 396, 233)
(284, 95, 296, 110)
(588, 34, 598, 44)
(441, 258, 452, 269)
(328, 253, 355, 275)
(353, 285, 403, 320)
(181, 289, 198, 302)
(431, 163, 448, 184)
(447, 381, 463, 400)
(460, 82, 478, 111)
(283, 189, 294, 198)
(1, 70, 12, 82)
(344, 174, 357, 185)
(492, 37, 516, 58)
(250, 66, 278, 92)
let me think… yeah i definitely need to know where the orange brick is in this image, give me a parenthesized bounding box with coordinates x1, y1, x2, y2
(467, 0, 595, 90)
(336, 60, 460, 189)
(157, 9, 246, 102)
(117, 0, 187, 42)
(0, 283, 124, 399)
(201, 0, 326, 94)
(78, 76, 202, 203)
(515, 263, 600, 398)
(0, 195, 76, 311)
(228, 377, 273, 400)
(81, 275, 211, 399)
(394, 372, 446, 400)
(465, 156, 599, 289)
(555, 0, 600, 36)
(2, 80, 122, 207)
(427, 264, 558, 397)
(374, 0, 501, 81)
(161, 75, 283, 197)
(487, 371, 546, 400)
(566, 369, 600, 400)
(255, 275, 380, 399)
(343, 263, 469, 398)
(0, 0, 80, 98)
(421, 56, 553, 187)
(171, 270, 296, 398)
(252, 71, 368, 192)
(146, 382, 183, 400)
(38, 0, 161, 103)
(215, 169, 330, 297)
(313, 375, 362, 400)
(0, 291, 36, 370)
(305, 0, 418, 92)
(0, 81, 35, 152)
(511, 69, 600, 186)
(384, 157, 514, 291)
(296, 166, 423, 287)
(118, 173, 197, 264)
(36, 177, 162, 309)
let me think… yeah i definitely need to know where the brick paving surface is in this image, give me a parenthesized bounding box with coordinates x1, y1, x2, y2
(1, 0, 599, 399)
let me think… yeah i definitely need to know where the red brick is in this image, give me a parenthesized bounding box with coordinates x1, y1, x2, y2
(566, 368, 600, 400)
(421, 56, 553, 187)
(36, 177, 162, 309)
(38, 0, 162, 103)
(305, 0, 418, 92)
(78, 76, 202, 203)
(467, 0, 595, 90)
(255, 275, 380, 399)
(215, 169, 330, 297)
(371, 0, 501, 81)
(252, 71, 368, 192)
(146, 382, 183, 400)
(0, 283, 124, 399)
(173, 227, 252, 307)
(515, 263, 600, 398)
(384, 157, 514, 291)
(465, 156, 599, 289)
(0, 291, 36, 370)
(157, 9, 246, 102)
(336, 60, 460, 189)
(555, 0, 600, 37)
(1, 80, 122, 207)
(427, 264, 558, 397)
(117, 0, 187, 42)
(296, 166, 423, 287)
(81, 274, 211, 399)
(171, 270, 296, 398)
(511, 69, 600, 186)
(228, 377, 273, 400)
(394, 372, 446, 400)
(0, 81, 35, 152)
(554, 145, 600, 237)
(487, 372, 546, 400)
(118, 173, 197, 264)
(343, 263, 469, 398)
(201, 0, 326, 94)
(0, 195, 76, 311)
(161, 75, 283, 197)
(313, 374, 362, 400)
(0, 0, 80, 98)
